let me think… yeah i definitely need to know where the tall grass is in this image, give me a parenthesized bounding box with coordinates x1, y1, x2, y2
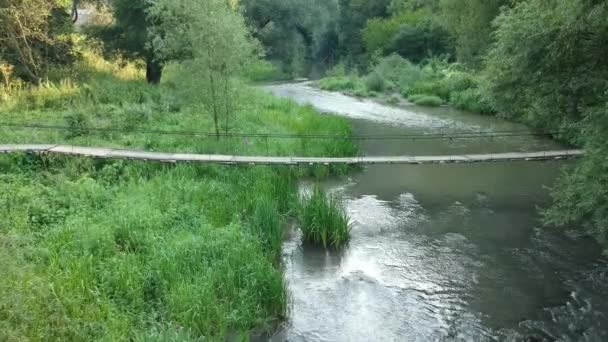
(251, 197, 284, 257)
(298, 186, 351, 249)
(0, 46, 356, 340)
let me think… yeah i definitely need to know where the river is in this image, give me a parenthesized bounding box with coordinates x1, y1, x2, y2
(263, 83, 608, 342)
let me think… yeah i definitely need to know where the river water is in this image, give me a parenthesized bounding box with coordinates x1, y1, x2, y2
(263, 83, 608, 342)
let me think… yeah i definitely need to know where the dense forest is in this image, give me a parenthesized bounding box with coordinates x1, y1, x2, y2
(0, 0, 607, 340)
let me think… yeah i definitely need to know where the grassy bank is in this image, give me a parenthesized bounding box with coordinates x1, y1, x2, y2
(0, 51, 356, 340)
(317, 54, 493, 113)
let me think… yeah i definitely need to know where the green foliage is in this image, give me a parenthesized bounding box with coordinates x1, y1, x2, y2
(0, 46, 357, 340)
(244, 60, 286, 82)
(364, 72, 386, 92)
(450, 88, 493, 114)
(440, 0, 507, 67)
(408, 79, 449, 100)
(362, 5, 452, 63)
(240, 0, 343, 77)
(408, 94, 443, 107)
(318, 75, 360, 92)
(483, 0, 608, 134)
(543, 104, 608, 250)
(298, 186, 351, 249)
(150, 0, 259, 137)
(251, 197, 284, 258)
(0, 0, 76, 84)
(372, 54, 425, 91)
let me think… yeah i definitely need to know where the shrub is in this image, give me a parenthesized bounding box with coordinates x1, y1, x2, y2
(442, 71, 477, 93)
(64, 112, 91, 138)
(408, 79, 450, 100)
(318, 76, 358, 91)
(326, 63, 347, 78)
(298, 186, 351, 249)
(372, 54, 426, 91)
(450, 88, 495, 114)
(409, 94, 443, 107)
(386, 94, 401, 105)
(244, 60, 285, 82)
(365, 72, 385, 92)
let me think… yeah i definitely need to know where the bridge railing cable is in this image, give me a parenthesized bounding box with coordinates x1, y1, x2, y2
(0, 121, 576, 141)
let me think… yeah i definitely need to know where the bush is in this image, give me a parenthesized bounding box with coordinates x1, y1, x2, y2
(442, 71, 477, 93)
(64, 112, 91, 138)
(409, 94, 443, 107)
(326, 63, 347, 78)
(365, 72, 385, 92)
(370, 54, 427, 95)
(318, 76, 358, 91)
(244, 60, 285, 82)
(450, 88, 494, 114)
(298, 186, 351, 249)
(408, 79, 450, 100)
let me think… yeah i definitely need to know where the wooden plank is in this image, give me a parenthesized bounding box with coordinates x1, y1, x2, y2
(0, 144, 56, 153)
(0, 144, 585, 165)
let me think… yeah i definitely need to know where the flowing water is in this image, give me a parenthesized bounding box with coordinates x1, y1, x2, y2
(263, 83, 608, 342)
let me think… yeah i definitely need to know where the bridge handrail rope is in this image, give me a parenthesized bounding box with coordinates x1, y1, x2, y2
(0, 121, 579, 141)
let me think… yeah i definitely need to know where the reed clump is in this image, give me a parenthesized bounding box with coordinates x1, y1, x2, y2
(298, 186, 351, 249)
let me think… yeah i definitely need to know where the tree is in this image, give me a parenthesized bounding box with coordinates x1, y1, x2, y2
(86, 0, 170, 84)
(150, 0, 258, 138)
(362, 5, 452, 63)
(0, 0, 74, 84)
(240, 0, 341, 77)
(483, 0, 608, 245)
(440, 0, 507, 67)
(483, 0, 608, 130)
(337, 0, 392, 68)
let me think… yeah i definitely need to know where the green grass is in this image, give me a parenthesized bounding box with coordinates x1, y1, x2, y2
(0, 50, 357, 340)
(298, 186, 351, 249)
(408, 94, 444, 107)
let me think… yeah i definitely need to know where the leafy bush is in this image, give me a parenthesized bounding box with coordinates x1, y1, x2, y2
(370, 54, 427, 95)
(298, 186, 351, 249)
(408, 79, 450, 100)
(409, 94, 443, 107)
(318, 76, 359, 91)
(442, 70, 477, 93)
(365, 72, 386, 92)
(64, 112, 91, 138)
(326, 63, 347, 78)
(450, 88, 494, 114)
(244, 60, 285, 82)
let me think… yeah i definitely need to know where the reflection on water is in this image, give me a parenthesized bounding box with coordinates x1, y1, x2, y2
(266, 83, 608, 341)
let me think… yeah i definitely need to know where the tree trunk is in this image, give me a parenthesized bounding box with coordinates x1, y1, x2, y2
(146, 57, 163, 84)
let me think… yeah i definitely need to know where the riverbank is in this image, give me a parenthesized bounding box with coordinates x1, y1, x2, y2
(0, 54, 356, 340)
(317, 55, 494, 115)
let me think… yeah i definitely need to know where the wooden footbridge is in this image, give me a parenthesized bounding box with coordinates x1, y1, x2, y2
(0, 144, 584, 165)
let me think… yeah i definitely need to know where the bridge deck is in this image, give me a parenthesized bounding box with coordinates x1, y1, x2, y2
(0, 144, 584, 165)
